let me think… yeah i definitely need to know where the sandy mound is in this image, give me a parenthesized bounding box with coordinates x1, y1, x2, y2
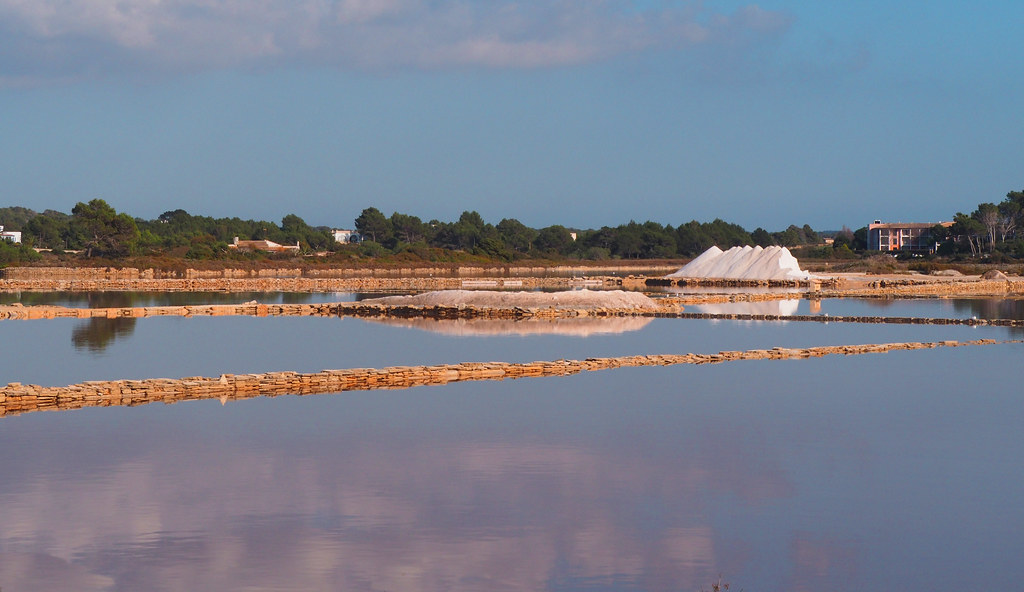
(364, 289, 658, 310)
(363, 316, 654, 337)
(667, 245, 812, 281)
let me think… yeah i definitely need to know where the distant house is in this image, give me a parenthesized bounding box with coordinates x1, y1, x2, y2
(228, 237, 300, 253)
(868, 220, 952, 254)
(331, 229, 363, 244)
(0, 225, 22, 243)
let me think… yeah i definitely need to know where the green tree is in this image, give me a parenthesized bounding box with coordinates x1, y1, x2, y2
(801, 224, 821, 245)
(674, 221, 713, 256)
(533, 225, 574, 255)
(496, 218, 537, 254)
(952, 212, 985, 256)
(24, 210, 71, 250)
(832, 226, 854, 249)
(450, 211, 495, 250)
(973, 203, 999, 252)
(71, 199, 140, 257)
(354, 207, 393, 244)
(638, 221, 677, 258)
(751, 227, 774, 247)
(703, 219, 753, 248)
(774, 226, 800, 247)
(281, 214, 326, 250)
(0, 206, 37, 230)
(390, 212, 425, 244)
(997, 200, 1019, 243)
(852, 226, 868, 250)
(612, 223, 644, 258)
(580, 227, 617, 252)
(0, 238, 42, 263)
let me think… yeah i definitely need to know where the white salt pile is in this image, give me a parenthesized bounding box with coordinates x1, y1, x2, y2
(667, 245, 812, 281)
(365, 289, 658, 310)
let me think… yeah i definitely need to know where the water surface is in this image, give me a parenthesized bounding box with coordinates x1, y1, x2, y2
(1, 344, 1022, 591)
(2, 292, 1023, 591)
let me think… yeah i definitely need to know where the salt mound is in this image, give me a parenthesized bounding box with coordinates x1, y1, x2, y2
(667, 245, 812, 281)
(365, 289, 657, 310)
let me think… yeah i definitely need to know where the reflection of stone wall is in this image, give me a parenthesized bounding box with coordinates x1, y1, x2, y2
(0, 339, 1010, 417)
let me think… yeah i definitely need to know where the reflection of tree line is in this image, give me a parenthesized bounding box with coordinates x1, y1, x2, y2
(69, 293, 137, 352)
(61, 292, 325, 352)
(4, 291, 324, 307)
(840, 298, 1024, 332)
(71, 318, 138, 352)
(953, 299, 1024, 335)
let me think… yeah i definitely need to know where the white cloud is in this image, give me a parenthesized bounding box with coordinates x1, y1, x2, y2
(0, 0, 791, 83)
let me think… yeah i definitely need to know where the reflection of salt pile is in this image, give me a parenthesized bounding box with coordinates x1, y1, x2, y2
(366, 289, 657, 310)
(667, 246, 812, 281)
(364, 316, 654, 337)
(691, 299, 800, 316)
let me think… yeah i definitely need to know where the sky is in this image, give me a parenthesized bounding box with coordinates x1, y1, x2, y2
(0, 0, 1021, 232)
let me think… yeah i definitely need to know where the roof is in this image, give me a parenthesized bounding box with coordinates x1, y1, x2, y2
(229, 239, 299, 252)
(869, 222, 952, 230)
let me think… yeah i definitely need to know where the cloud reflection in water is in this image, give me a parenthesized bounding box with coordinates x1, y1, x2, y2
(0, 395, 790, 591)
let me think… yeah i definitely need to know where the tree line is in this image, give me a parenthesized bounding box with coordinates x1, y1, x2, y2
(352, 207, 839, 261)
(0, 201, 338, 262)
(0, 200, 846, 264)
(930, 189, 1024, 259)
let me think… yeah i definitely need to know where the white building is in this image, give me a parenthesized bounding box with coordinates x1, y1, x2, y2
(0, 225, 22, 243)
(868, 220, 951, 254)
(331, 229, 363, 244)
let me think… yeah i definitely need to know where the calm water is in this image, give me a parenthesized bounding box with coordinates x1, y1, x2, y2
(2, 294, 1024, 591)
(0, 291, 392, 307)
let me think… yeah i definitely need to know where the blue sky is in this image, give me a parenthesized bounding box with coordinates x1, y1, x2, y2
(1, 0, 1021, 231)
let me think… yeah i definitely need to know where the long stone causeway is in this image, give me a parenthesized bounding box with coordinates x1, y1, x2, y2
(4, 301, 1024, 327)
(1, 339, 1016, 418)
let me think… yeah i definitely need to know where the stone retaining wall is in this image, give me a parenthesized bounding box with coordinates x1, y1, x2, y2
(6, 270, 1023, 299)
(0, 275, 628, 293)
(1, 339, 1009, 417)
(4, 301, 1024, 328)
(1, 264, 677, 282)
(836, 279, 1024, 298)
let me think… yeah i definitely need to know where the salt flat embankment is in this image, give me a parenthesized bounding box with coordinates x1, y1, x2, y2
(0, 265, 674, 292)
(1, 339, 1011, 417)
(5, 299, 1024, 328)
(4, 265, 1024, 298)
